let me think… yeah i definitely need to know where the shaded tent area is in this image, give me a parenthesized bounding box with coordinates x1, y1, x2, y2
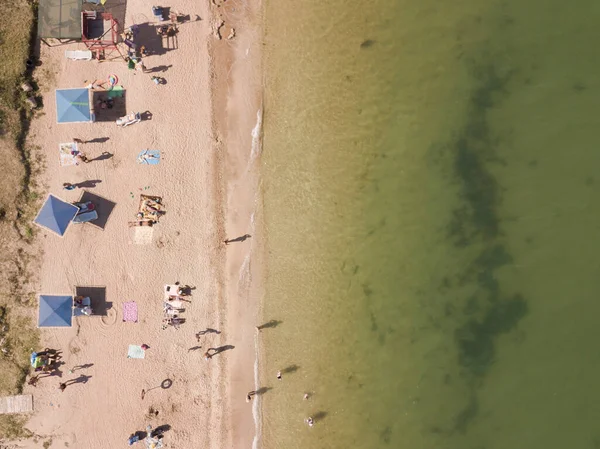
(92, 89, 127, 122)
(39, 0, 128, 44)
(75, 286, 111, 316)
(38, 295, 73, 328)
(38, 0, 82, 40)
(34, 194, 79, 236)
(78, 191, 116, 229)
(56, 88, 92, 123)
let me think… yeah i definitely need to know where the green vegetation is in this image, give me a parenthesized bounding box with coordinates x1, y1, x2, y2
(0, 0, 43, 441)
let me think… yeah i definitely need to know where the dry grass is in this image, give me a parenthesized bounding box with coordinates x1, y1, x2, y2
(0, 0, 42, 441)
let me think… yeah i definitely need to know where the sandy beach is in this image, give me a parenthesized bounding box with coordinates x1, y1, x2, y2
(11, 0, 264, 447)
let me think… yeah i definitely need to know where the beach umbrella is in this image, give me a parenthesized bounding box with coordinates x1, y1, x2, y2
(55, 88, 92, 123)
(38, 295, 73, 327)
(33, 194, 79, 237)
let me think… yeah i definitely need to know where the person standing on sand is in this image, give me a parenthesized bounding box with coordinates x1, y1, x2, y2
(75, 152, 89, 164)
(58, 382, 67, 392)
(73, 138, 85, 144)
(204, 351, 212, 361)
(305, 417, 314, 427)
(246, 391, 257, 403)
(277, 371, 282, 380)
(303, 393, 310, 400)
(28, 375, 40, 387)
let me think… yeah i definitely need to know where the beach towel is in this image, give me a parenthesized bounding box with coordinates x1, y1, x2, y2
(127, 345, 145, 359)
(59, 143, 78, 166)
(137, 150, 161, 165)
(122, 301, 138, 322)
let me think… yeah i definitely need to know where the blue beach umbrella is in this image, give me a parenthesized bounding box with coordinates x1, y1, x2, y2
(38, 295, 73, 327)
(33, 194, 79, 237)
(55, 88, 92, 123)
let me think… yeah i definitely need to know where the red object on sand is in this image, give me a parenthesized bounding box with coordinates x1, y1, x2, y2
(141, 344, 149, 350)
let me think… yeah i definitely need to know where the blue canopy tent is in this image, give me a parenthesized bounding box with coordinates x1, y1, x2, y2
(33, 194, 79, 237)
(38, 295, 73, 327)
(55, 88, 92, 123)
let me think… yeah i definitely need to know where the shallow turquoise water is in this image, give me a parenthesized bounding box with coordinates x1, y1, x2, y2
(261, 1, 600, 448)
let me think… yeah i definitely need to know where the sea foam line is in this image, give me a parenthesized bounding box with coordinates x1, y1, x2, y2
(251, 108, 263, 161)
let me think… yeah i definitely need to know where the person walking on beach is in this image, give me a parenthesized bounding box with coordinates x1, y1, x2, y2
(277, 371, 282, 380)
(73, 138, 85, 144)
(246, 391, 257, 403)
(58, 382, 67, 392)
(305, 417, 314, 427)
(204, 351, 212, 361)
(27, 375, 40, 387)
(63, 182, 76, 191)
(303, 393, 310, 400)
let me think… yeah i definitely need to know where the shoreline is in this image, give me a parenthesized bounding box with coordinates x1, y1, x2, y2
(213, 0, 266, 447)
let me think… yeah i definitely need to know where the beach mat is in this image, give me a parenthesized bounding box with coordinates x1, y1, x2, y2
(137, 150, 161, 165)
(122, 301, 138, 322)
(59, 142, 78, 166)
(0, 395, 33, 414)
(127, 345, 145, 359)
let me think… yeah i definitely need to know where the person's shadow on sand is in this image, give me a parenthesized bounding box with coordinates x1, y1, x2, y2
(224, 234, 251, 245)
(207, 345, 235, 357)
(90, 152, 113, 162)
(87, 137, 110, 144)
(73, 179, 102, 189)
(66, 374, 92, 386)
(147, 64, 173, 73)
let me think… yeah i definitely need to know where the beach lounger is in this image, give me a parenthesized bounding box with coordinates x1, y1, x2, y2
(116, 112, 141, 127)
(65, 50, 93, 61)
(164, 284, 181, 296)
(164, 299, 184, 309)
(72, 201, 98, 224)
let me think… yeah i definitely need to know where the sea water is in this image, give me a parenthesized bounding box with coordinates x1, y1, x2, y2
(260, 1, 600, 448)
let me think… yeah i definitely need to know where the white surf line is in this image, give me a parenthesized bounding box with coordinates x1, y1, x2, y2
(250, 108, 263, 162)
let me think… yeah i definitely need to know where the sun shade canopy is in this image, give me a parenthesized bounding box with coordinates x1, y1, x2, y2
(38, 0, 82, 39)
(38, 295, 73, 327)
(56, 88, 92, 123)
(34, 194, 79, 236)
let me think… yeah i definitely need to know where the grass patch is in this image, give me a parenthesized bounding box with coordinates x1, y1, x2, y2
(0, 0, 43, 441)
(0, 415, 33, 440)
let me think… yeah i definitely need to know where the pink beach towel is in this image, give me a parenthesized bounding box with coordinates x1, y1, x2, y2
(122, 301, 138, 322)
